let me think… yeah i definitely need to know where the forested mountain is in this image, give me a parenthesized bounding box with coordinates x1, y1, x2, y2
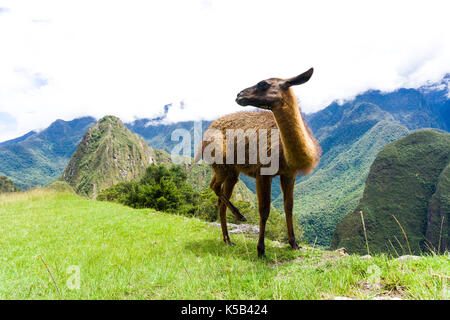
(62, 116, 155, 198)
(331, 130, 450, 254)
(0, 117, 96, 189)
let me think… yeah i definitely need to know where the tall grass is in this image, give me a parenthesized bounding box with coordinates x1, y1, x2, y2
(360, 211, 370, 255)
(392, 215, 412, 255)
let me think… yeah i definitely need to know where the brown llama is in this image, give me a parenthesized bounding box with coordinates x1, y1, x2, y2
(195, 68, 321, 257)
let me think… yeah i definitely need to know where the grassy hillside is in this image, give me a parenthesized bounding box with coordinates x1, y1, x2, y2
(62, 116, 155, 198)
(0, 190, 448, 300)
(44, 180, 76, 194)
(332, 130, 450, 254)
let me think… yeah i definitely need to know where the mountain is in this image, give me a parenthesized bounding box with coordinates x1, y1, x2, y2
(0, 176, 20, 193)
(331, 130, 450, 254)
(125, 119, 211, 155)
(0, 117, 96, 189)
(270, 82, 450, 247)
(62, 116, 155, 198)
(0, 130, 37, 147)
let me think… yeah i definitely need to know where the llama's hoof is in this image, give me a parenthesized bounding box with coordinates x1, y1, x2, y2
(237, 214, 247, 222)
(257, 245, 265, 258)
(289, 239, 300, 250)
(224, 239, 235, 247)
(231, 207, 246, 221)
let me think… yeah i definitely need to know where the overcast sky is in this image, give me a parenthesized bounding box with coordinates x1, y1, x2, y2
(1, 0, 450, 142)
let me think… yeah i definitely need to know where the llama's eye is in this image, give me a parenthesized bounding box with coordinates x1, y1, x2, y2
(257, 81, 270, 91)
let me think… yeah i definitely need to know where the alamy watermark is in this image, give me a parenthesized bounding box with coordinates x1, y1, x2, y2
(66, 265, 80, 290)
(170, 120, 280, 175)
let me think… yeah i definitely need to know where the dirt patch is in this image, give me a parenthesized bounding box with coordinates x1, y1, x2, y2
(208, 222, 259, 234)
(355, 281, 406, 300)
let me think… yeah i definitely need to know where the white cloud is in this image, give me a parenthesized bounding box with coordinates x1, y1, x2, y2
(0, 0, 450, 141)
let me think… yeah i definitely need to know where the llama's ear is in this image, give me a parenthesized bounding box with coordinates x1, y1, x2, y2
(280, 68, 314, 88)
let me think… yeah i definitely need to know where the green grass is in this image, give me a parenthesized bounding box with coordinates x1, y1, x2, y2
(0, 190, 448, 300)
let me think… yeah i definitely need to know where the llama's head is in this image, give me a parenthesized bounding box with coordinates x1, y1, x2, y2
(236, 68, 313, 110)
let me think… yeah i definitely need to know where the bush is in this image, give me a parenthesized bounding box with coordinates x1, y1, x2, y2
(0, 176, 20, 193)
(98, 165, 196, 215)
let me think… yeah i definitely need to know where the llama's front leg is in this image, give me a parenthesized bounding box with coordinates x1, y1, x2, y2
(280, 174, 299, 250)
(256, 175, 272, 258)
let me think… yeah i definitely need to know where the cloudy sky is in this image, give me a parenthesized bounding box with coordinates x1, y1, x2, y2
(0, 0, 450, 142)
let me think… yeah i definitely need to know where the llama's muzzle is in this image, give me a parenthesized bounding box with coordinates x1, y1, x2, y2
(235, 92, 249, 106)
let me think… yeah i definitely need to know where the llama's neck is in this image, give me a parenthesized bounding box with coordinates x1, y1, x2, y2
(272, 90, 318, 173)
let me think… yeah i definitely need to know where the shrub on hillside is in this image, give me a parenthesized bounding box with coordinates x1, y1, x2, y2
(98, 165, 195, 213)
(0, 176, 20, 193)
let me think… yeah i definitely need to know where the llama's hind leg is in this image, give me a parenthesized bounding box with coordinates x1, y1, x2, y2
(220, 174, 242, 245)
(210, 171, 246, 222)
(221, 173, 240, 220)
(219, 195, 246, 222)
(210, 173, 233, 245)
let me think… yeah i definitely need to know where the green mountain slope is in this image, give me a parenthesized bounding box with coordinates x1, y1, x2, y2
(425, 163, 450, 253)
(62, 116, 155, 198)
(275, 120, 409, 246)
(331, 130, 450, 254)
(0, 117, 96, 189)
